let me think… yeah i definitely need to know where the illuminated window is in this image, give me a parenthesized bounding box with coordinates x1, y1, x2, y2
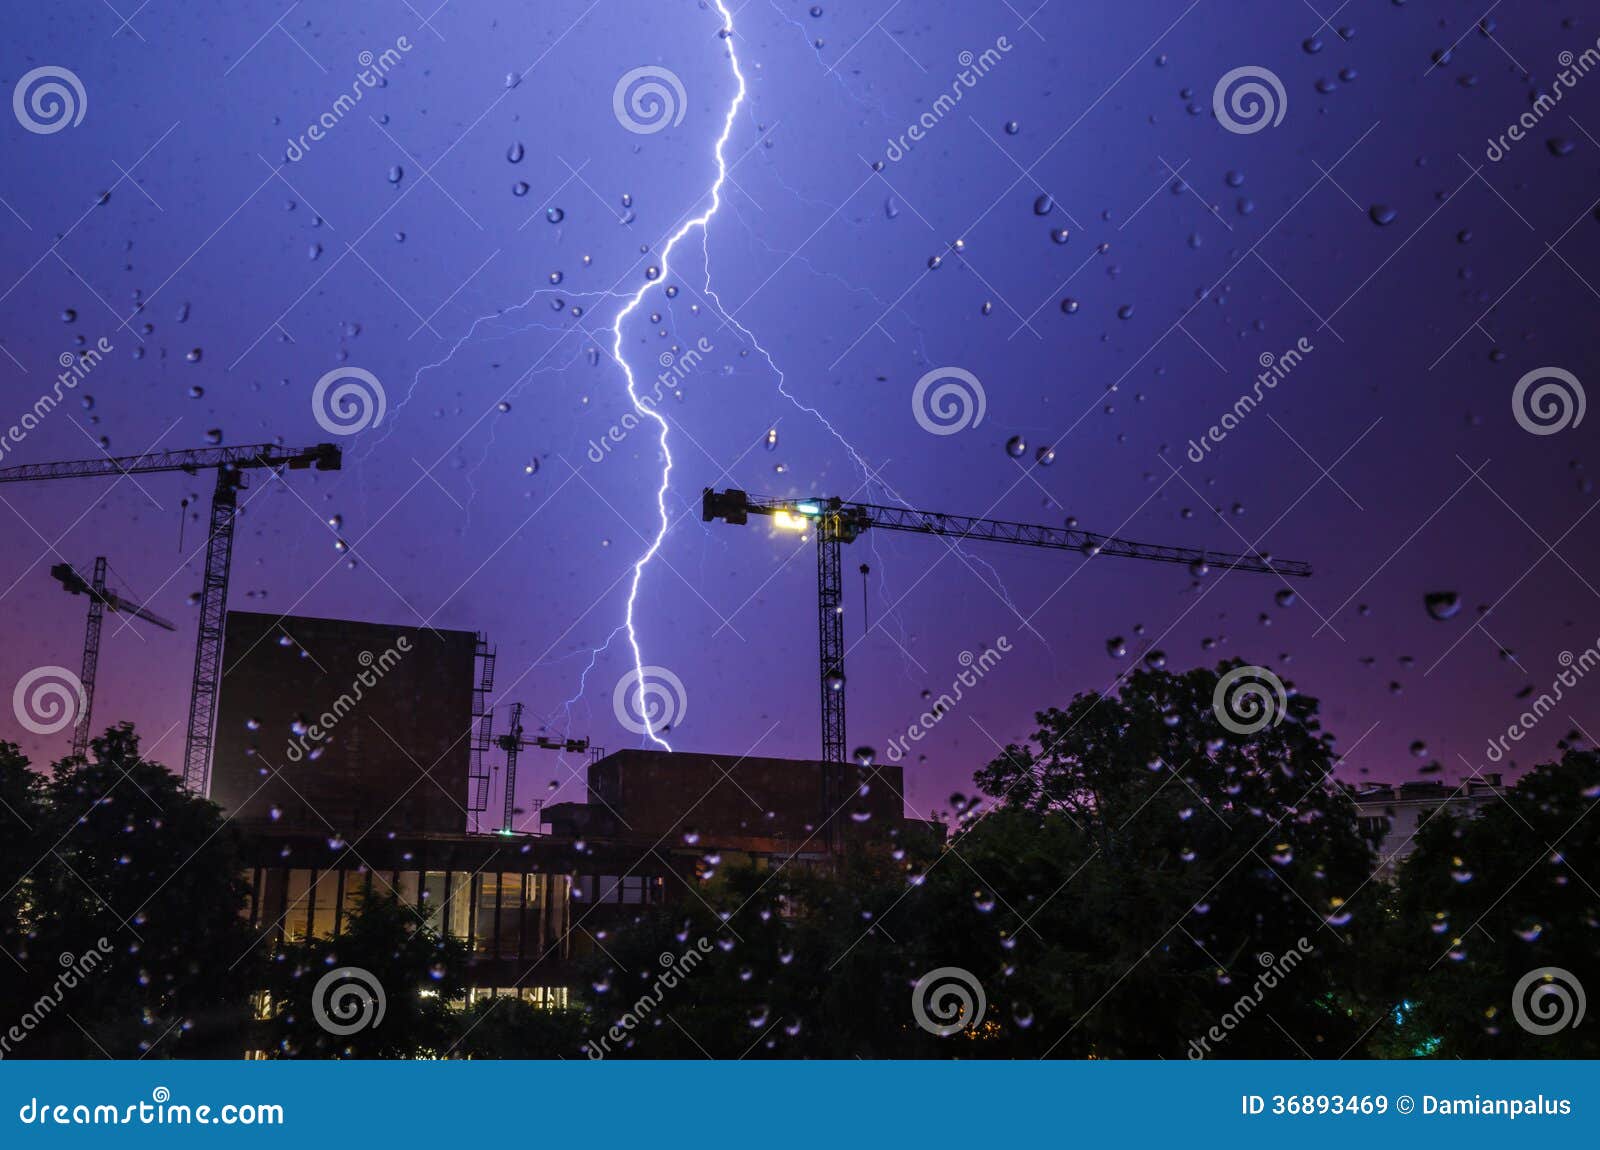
(395, 870, 420, 908)
(340, 869, 370, 932)
(473, 873, 500, 954)
(421, 872, 448, 935)
(310, 869, 338, 939)
(284, 869, 311, 941)
(445, 872, 469, 940)
(499, 872, 525, 960)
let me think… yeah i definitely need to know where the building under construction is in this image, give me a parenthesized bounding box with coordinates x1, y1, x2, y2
(211, 609, 926, 1003)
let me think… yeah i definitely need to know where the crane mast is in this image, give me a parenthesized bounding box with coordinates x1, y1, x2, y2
(2, 442, 340, 792)
(493, 702, 598, 835)
(50, 557, 176, 760)
(703, 487, 1312, 768)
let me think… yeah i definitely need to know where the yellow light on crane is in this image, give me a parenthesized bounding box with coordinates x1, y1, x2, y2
(772, 510, 810, 532)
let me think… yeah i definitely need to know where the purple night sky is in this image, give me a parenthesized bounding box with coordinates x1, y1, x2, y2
(2, 0, 1598, 822)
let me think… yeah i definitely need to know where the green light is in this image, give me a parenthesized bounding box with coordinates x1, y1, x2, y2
(794, 501, 821, 516)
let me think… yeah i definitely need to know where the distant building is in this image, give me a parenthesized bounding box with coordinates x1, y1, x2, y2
(543, 748, 912, 862)
(211, 611, 478, 839)
(1348, 774, 1507, 881)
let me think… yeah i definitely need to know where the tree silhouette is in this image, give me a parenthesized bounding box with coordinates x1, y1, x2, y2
(1386, 750, 1599, 1057)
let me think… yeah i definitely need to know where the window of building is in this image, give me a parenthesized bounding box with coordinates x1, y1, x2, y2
(498, 872, 525, 961)
(473, 873, 500, 954)
(445, 872, 470, 940)
(310, 869, 338, 939)
(284, 869, 311, 941)
(395, 870, 420, 908)
(421, 871, 448, 935)
(340, 868, 369, 932)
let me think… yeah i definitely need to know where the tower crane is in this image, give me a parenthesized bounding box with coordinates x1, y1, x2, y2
(50, 557, 176, 760)
(702, 488, 1312, 765)
(492, 701, 598, 835)
(0, 443, 342, 793)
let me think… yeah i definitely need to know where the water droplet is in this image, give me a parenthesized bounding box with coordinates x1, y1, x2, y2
(1368, 204, 1397, 227)
(1033, 193, 1053, 216)
(1005, 435, 1027, 458)
(546, 206, 564, 224)
(1424, 591, 1460, 621)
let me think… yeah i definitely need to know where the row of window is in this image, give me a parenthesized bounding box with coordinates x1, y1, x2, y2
(246, 868, 667, 961)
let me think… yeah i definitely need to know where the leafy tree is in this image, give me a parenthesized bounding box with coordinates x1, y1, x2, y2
(19, 724, 256, 1058)
(0, 741, 43, 971)
(257, 890, 469, 1058)
(1386, 751, 1600, 1057)
(955, 662, 1382, 1057)
(450, 997, 588, 1059)
(577, 664, 1385, 1059)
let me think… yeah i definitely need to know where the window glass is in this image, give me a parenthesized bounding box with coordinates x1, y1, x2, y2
(396, 870, 420, 907)
(284, 869, 311, 941)
(474, 873, 500, 954)
(310, 869, 338, 938)
(421, 872, 448, 935)
(445, 872, 470, 939)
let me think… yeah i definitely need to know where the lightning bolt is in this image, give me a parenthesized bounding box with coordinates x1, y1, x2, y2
(608, 0, 746, 751)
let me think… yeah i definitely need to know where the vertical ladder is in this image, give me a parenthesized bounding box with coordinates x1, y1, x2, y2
(467, 634, 496, 830)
